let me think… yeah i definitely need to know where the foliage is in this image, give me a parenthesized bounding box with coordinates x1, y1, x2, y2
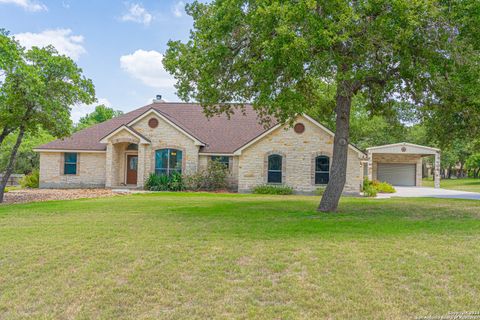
(314, 186, 326, 196)
(363, 178, 395, 196)
(252, 184, 293, 195)
(163, 0, 478, 211)
(19, 169, 39, 188)
(145, 173, 186, 191)
(4, 186, 21, 193)
(362, 184, 378, 198)
(0, 30, 95, 202)
(184, 159, 229, 191)
(466, 154, 480, 178)
(75, 105, 123, 132)
(0, 129, 54, 174)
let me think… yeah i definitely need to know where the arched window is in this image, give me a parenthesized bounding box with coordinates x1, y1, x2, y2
(155, 149, 183, 176)
(315, 156, 330, 184)
(268, 154, 282, 183)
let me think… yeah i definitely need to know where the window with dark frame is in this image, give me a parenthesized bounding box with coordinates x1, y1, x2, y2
(64, 152, 78, 175)
(315, 155, 330, 184)
(155, 149, 183, 176)
(267, 154, 282, 183)
(211, 156, 229, 169)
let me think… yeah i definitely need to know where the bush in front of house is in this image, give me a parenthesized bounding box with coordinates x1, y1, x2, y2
(20, 170, 39, 188)
(252, 184, 293, 195)
(362, 178, 395, 197)
(145, 172, 185, 191)
(315, 186, 326, 196)
(184, 160, 229, 191)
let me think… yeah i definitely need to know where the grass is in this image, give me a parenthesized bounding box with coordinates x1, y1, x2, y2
(1, 193, 480, 319)
(423, 177, 480, 192)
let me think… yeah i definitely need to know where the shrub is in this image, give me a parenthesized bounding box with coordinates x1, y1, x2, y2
(362, 178, 395, 196)
(184, 160, 229, 191)
(315, 186, 326, 196)
(20, 170, 39, 188)
(375, 181, 396, 193)
(363, 184, 378, 197)
(252, 184, 293, 195)
(145, 172, 185, 191)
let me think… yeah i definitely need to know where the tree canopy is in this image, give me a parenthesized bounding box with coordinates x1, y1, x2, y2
(75, 105, 123, 132)
(0, 30, 95, 202)
(164, 0, 480, 211)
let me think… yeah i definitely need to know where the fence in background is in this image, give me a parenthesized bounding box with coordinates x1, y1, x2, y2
(0, 174, 24, 186)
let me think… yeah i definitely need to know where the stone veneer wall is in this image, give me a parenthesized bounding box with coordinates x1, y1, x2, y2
(371, 153, 423, 186)
(237, 117, 363, 194)
(131, 114, 200, 185)
(39, 152, 106, 188)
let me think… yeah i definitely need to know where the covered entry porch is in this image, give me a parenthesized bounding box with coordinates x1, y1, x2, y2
(366, 143, 440, 188)
(100, 125, 151, 189)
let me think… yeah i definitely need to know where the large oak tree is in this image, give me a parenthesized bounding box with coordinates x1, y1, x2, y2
(164, 0, 479, 211)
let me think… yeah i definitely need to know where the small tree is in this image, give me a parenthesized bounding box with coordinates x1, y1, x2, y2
(466, 154, 480, 179)
(0, 31, 95, 202)
(164, 0, 479, 212)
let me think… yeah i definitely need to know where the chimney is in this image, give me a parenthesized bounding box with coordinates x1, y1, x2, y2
(153, 94, 164, 103)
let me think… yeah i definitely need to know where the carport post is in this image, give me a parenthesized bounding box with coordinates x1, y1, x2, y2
(434, 152, 441, 188)
(367, 151, 373, 181)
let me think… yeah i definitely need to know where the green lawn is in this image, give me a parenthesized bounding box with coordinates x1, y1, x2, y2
(1, 193, 480, 319)
(423, 177, 480, 192)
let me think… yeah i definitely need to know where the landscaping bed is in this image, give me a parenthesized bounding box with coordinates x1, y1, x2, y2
(2, 188, 117, 204)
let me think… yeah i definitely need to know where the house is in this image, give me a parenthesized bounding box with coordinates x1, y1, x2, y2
(34, 100, 441, 193)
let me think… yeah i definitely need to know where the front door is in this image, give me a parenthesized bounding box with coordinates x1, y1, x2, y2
(126, 155, 138, 185)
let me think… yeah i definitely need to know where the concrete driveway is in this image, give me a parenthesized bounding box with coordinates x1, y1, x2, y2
(377, 186, 480, 200)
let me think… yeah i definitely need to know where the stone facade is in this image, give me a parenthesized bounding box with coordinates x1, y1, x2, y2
(370, 153, 423, 186)
(38, 115, 365, 193)
(237, 116, 363, 194)
(39, 152, 106, 188)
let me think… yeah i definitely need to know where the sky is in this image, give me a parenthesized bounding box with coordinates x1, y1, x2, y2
(0, 0, 197, 122)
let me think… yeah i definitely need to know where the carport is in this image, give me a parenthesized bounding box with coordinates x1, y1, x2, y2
(366, 143, 440, 188)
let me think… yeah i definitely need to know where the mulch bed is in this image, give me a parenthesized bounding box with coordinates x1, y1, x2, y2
(2, 189, 119, 205)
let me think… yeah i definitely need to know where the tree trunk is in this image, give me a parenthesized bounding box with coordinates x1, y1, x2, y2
(0, 127, 25, 203)
(318, 83, 352, 212)
(0, 127, 12, 146)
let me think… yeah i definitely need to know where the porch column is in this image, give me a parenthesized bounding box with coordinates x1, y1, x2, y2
(137, 143, 146, 189)
(434, 151, 441, 188)
(105, 143, 113, 188)
(367, 151, 373, 181)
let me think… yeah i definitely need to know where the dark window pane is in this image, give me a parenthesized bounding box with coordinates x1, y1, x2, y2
(127, 143, 138, 150)
(211, 156, 229, 169)
(155, 149, 183, 176)
(64, 153, 77, 175)
(268, 171, 282, 183)
(155, 149, 168, 169)
(65, 153, 77, 163)
(315, 172, 329, 184)
(268, 155, 282, 171)
(64, 163, 77, 175)
(315, 156, 329, 171)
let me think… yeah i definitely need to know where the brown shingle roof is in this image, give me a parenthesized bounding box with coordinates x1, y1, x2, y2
(36, 102, 276, 154)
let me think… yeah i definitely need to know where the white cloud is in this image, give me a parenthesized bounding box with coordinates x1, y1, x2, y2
(0, 0, 47, 12)
(120, 49, 175, 88)
(172, 1, 185, 17)
(71, 98, 112, 123)
(14, 29, 86, 61)
(120, 3, 152, 26)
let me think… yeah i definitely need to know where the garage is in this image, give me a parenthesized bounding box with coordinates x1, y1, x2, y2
(377, 163, 416, 186)
(366, 143, 441, 188)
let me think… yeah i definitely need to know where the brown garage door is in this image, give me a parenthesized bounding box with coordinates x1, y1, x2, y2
(377, 163, 416, 186)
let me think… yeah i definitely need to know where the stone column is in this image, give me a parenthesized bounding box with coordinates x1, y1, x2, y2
(434, 152, 441, 188)
(105, 143, 113, 188)
(367, 151, 373, 181)
(137, 143, 146, 189)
